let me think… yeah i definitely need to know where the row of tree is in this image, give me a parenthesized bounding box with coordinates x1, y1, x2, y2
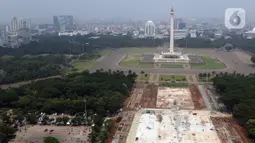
(212, 73, 255, 138)
(0, 55, 67, 84)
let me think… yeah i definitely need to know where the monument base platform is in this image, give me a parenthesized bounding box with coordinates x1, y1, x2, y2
(153, 53, 190, 63)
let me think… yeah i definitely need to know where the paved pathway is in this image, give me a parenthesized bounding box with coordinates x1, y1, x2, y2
(90, 48, 255, 74)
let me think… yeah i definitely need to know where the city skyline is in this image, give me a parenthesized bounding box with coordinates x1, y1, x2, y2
(1, 0, 255, 23)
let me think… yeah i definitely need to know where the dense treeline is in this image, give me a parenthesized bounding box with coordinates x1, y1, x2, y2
(0, 70, 136, 115)
(176, 37, 226, 48)
(213, 73, 255, 138)
(0, 34, 164, 56)
(75, 34, 164, 48)
(0, 55, 68, 84)
(0, 70, 136, 142)
(176, 36, 255, 53)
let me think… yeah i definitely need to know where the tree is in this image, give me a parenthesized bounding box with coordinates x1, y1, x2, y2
(43, 136, 61, 143)
(0, 122, 17, 143)
(251, 57, 255, 64)
(26, 113, 37, 124)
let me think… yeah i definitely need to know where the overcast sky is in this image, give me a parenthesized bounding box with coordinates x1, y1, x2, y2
(1, 0, 254, 23)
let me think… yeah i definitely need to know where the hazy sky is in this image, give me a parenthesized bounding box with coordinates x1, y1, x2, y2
(1, 0, 254, 23)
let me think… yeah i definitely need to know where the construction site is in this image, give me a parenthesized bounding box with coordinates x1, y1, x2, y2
(109, 73, 250, 143)
(127, 109, 221, 143)
(156, 87, 194, 109)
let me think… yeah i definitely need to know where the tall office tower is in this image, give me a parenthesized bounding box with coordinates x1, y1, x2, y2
(10, 16, 19, 33)
(19, 19, 31, 29)
(53, 15, 74, 31)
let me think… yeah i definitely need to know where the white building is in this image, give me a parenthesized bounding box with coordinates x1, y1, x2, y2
(10, 17, 19, 33)
(214, 30, 223, 39)
(190, 30, 197, 38)
(173, 29, 188, 39)
(145, 20, 155, 37)
(58, 30, 89, 36)
(244, 27, 255, 39)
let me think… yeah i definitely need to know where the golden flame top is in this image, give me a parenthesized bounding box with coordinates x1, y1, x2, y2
(171, 7, 174, 13)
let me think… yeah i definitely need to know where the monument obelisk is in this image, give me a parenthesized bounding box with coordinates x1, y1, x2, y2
(170, 8, 175, 53)
(152, 8, 190, 63)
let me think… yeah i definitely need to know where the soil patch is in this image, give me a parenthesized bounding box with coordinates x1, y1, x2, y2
(189, 84, 206, 110)
(211, 117, 251, 143)
(141, 84, 158, 108)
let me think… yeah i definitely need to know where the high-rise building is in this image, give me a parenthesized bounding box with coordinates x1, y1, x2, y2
(53, 15, 74, 31)
(19, 19, 31, 29)
(174, 18, 186, 30)
(10, 17, 19, 33)
(178, 22, 186, 30)
(145, 20, 155, 37)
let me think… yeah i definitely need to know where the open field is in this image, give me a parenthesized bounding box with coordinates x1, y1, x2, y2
(211, 117, 250, 143)
(156, 87, 194, 109)
(159, 74, 186, 82)
(90, 48, 255, 75)
(72, 60, 96, 72)
(127, 109, 221, 143)
(160, 63, 184, 68)
(11, 125, 91, 143)
(191, 56, 226, 69)
(119, 54, 154, 68)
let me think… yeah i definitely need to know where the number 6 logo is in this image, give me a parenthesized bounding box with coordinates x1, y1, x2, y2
(225, 8, 245, 29)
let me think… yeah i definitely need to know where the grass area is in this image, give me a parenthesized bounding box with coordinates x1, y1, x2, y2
(159, 82, 189, 87)
(120, 47, 154, 51)
(159, 74, 186, 82)
(191, 56, 226, 69)
(197, 75, 216, 82)
(161, 64, 184, 68)
(0, 55, 14, 60)
(99, 49, 112, 56)
(136, 74, 150, 81)
(71, 60, 96, 72)
(119, 54, 154, 68)
(23, 54, 50, 58)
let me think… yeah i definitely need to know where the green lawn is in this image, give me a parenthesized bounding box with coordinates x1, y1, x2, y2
(161, 64, 184, 68)
(119, 54, 154, 68)
(159, 82, 188, 87)
(120, 47, 154, 51)
(159, 74, 186, 82)
(136, 74, 150, 81)
(191, 57, 226, 69)
(0, 55, 14, 60)
(197, 75, 216, 82)
(99, 49, 112, 56)
(71, 60, 96, 72)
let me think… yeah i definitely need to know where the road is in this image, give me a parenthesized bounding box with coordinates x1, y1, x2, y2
(90, 48, 255, 74)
